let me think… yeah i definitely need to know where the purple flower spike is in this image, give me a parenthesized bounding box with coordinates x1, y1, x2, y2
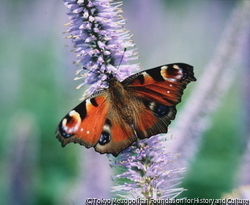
(64, 0, 138, 96)
(111, 134, 186, 199)
(63, 0, 185, 201)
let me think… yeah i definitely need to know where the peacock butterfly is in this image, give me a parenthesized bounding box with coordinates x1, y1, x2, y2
(56, 63, 196, 156)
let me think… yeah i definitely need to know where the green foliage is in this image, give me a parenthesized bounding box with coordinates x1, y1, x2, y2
(180, 82, 242, 198)
(0, 2, 79, 204)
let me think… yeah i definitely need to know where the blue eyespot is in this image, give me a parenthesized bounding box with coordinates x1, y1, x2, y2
(58, 125, 73, 138)
(154, 104, 169, 117)
(99, 132, 110, 145)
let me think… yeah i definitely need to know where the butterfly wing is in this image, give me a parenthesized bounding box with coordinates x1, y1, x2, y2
(56, 90, 137, 156)
(94, 117, 137, 156)
(56, 91, 109, 148)
(122, 63, 196, 139)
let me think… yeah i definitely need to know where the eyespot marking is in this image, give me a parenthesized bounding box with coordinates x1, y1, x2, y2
(59, 110, 81, 138)
(99, 132, 110, 145)
(160, 66, 172, 80)
(154, 104, 169, 117)
(144, 101, 170, 117)
(98, 119, 112, 146)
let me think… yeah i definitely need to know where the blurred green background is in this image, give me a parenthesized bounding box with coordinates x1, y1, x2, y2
(0, 0, 249, 204)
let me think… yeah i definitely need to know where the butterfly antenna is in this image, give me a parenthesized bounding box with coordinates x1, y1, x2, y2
(82, 66, 102, 75)
(117, 48, 127, 70)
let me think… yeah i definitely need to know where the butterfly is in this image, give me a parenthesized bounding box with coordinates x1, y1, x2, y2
(56, 63, 196, 156)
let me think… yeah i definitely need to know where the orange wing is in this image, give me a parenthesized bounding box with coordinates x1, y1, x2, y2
(56, 91, 137, 157)
(122, 63, 196, 139)
(56, 92, 109, 148)
(123, 63, 196, 106)
(94, 120, 137, 156)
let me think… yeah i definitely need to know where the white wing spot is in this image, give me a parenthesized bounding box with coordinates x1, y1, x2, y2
(173, 64, 180, 70)
(103, 123, 111, 135)
(87, 131, 90, 134)
(160, 66, 168, 80)
(69, 110, 77, 116)
(167, 91, 170, 94)
(85, 99, 92, 109)
(148, 102, 156, 111)
(62, 118, 67, 127)
(169, 84, 173, 87)
(86, 99, 91, 104)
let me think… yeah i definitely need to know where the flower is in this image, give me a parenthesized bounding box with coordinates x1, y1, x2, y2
(64, 0, 185, 200)
(110, 134, 186, 199)
(64, 0, 138, 96)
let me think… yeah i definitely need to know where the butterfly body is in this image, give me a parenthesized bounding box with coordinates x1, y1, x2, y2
(57, 63, 196, 156)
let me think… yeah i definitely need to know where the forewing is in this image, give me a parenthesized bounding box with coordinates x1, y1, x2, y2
(122, 63, 196, 139)
(56, 92, 109, 148)
(122, 63, 196, 106)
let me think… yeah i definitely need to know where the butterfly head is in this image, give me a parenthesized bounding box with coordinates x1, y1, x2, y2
(101, 71, 121, 86)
